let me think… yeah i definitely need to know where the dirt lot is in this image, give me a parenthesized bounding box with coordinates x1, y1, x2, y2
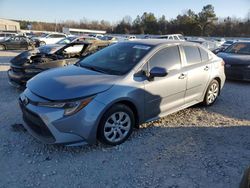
(0, 51, 250, 188)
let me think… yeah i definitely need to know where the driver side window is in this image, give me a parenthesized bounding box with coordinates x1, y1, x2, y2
(148, 46, 181, 71)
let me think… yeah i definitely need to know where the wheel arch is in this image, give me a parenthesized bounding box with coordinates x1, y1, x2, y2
(213, 77, 221, 95)
(97, 98, 140, 131)
(0, 44, 6, 50)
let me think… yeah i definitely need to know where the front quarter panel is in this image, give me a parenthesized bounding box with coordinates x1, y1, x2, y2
(94, 77, 146, 124)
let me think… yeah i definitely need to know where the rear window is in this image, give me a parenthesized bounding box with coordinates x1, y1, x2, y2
(199, 48, 209, 62)
(183, 46, 201, 64)
(173, 36, 178, 40)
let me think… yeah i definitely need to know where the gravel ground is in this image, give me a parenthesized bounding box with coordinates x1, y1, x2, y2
(0, 51, 250, 188)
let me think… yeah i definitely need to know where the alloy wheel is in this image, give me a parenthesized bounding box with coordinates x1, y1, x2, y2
(207, 82, 219, 104)
(104, 111, 131, 143)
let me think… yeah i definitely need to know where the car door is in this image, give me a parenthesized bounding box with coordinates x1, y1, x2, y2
(143, 45, 187, 120)
(180, 45, 211, 104)
(6, 37, 20, 49)
(19, 37, 28, 49)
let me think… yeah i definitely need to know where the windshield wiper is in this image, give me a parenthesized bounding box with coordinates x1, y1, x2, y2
(78, 64, 108, 74)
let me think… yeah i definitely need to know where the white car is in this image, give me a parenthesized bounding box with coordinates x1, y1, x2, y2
(89, 34, 104, 39)
(157, 34, 185, 41)
(125, 35, 137, 40)
(34, 33, 67, 45)
(0, 32, 17, 41)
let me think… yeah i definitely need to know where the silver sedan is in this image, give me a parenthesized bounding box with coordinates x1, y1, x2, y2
(19, 39, 226, 146)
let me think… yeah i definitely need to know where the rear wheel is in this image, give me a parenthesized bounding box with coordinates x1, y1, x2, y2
(203, 79, 220, 106)
(27, 45, 34, 50)
(39, 41, 46, 46)
(98, 104, 134, 145)
(0, 44, 6, 50)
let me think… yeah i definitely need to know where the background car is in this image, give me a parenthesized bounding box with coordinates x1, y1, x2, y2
(8, 41, 110, 87)
(156, 34, 185, 41)
(88, 34, 104, 39)
(188, 37, 219, 51)
(0, 36, 35, 50)
(213, 40, 237, 54)
(37, 36, 89, 54)
(32, 33, 67, 46)
(19, 40, 225, 146)
(125, 35, 137, 41)
(217, 41, 250, 81)
(100, 35, 118, 43)
(0, 32, 17, 41)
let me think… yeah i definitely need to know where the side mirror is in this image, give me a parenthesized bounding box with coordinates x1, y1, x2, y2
(149, 67, 168, 78)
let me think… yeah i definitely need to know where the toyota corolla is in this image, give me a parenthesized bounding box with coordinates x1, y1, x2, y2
(19, 40, 225, 146)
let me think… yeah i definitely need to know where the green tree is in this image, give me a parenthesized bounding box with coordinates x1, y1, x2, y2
(197, 4, 217, 36)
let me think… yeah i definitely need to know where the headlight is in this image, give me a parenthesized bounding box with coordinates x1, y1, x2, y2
(37, 97, 94, 116)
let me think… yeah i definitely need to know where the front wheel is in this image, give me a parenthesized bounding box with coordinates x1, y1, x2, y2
(98, 104, 135, 145)
(203, 79, 220, 106)
(0, 44, 6, 50)
(39, 41, 46, 46)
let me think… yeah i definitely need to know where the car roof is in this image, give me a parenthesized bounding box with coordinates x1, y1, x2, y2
(125, 39, 196, 46)
(234, 41, 250, 43)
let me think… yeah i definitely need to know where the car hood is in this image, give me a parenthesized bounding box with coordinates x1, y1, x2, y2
(10, 45, 63, 66)
(11, 50, 37, 65)
(27, 65, 120, 101)
(217, 52, 250, 65)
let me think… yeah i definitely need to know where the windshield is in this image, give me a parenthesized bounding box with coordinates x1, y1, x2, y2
(224, 42, 250, 55)
(57, 37, 76, 44)
(79, 42, 153, 75)
(178, 35, 185, 40)
(224, 41, 234, 45)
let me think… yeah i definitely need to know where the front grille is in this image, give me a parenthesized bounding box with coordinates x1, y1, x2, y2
(19, 100, 55, 143)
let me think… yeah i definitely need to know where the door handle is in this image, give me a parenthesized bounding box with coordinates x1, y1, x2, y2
(204, 66, 209, 71)
(178, 73, 186, 79)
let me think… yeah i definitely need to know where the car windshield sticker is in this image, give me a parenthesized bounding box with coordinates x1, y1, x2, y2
(133, 45, 151, 50)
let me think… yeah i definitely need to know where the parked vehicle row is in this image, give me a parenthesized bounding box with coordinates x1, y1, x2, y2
(17, 40, 226, 146)
(8, 41, 110, 87)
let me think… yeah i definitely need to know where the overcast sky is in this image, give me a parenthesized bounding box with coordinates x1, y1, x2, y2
(0, 0, 249, 23)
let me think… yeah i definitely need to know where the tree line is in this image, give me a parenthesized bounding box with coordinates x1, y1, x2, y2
(18, 4, 250, 37)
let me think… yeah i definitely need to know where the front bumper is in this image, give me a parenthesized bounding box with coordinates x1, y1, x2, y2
(19, 90, 106, 146)
(8, 68, 35, 87)
(225, 66, 250, 81)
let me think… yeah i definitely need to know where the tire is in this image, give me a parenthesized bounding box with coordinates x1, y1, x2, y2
(39, 41, 46, 46)
(203, 79, 220, 106)
(27, 45, 34, 50)
(98, 104, 135, 145)
(0, 44, 6, 50)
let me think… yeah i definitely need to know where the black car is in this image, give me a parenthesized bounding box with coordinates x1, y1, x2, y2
(0, 36, 35, 50)
(217, 41, 250, 81)
(8, 41, 110, 87)
(213, 40, 236, 54)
